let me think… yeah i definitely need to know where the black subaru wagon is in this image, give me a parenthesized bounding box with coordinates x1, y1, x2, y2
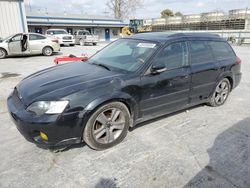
(7, 32, 242, 150)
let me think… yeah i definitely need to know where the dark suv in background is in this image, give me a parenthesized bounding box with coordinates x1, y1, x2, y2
(7, 32, 241, 150)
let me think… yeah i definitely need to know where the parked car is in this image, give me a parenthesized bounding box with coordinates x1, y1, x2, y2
(46, 29, 75, 46)
(74, 30, 98, 46)
(0, 33, 60, 59)
(7, 32, 241, 150)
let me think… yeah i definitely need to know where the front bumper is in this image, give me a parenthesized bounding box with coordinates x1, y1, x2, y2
(58, 39, 75, 45)
(7, 91, 88, 149)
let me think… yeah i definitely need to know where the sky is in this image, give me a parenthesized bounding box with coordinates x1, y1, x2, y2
(24, 0, 250, 19)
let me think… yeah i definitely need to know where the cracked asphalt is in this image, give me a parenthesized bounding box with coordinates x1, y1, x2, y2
(0, 43, 249, 188)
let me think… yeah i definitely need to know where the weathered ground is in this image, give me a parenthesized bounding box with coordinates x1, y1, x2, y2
(0, 44, 249, 188)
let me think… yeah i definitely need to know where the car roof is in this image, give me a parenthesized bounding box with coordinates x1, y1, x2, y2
(128, 32, 223, 43)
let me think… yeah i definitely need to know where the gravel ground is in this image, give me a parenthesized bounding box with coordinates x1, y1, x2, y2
(0, 43, 249, 188)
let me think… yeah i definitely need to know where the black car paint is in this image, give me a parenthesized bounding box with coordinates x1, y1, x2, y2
(7, 33, 241, 148)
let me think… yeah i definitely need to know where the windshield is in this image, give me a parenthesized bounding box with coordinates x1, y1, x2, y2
(88, 39, 158, 73)
(1, 34, 15, 41)
(47, 30, 68, 35)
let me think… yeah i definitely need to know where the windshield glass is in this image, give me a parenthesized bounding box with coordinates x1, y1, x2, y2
(88, 39, 158, 73)
(47, 30, 68, 35)
(1, 34, 15, 41)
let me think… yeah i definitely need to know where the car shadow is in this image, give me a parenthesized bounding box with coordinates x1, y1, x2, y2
(4, 53, 61, 59)
(184, 118, 250, 188)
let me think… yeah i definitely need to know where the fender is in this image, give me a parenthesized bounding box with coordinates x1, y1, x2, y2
(84, 91, 139, 126)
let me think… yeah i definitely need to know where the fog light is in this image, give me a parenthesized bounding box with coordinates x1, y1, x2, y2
(40, 132, 48, 141)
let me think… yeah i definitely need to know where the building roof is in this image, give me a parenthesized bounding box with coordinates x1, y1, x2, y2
(26, 12, 127, 28)
(26, 12, 122, 21)
(129, 32, 221, 43)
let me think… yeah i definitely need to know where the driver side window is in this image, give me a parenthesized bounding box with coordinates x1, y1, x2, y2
(153, 41, 188, 70)
(11, 34, 22, 42)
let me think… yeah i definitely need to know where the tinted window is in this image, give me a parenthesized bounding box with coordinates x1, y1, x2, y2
(208, 41, 235, 60)
(29, 34, 46, 40)
(153, 42, 188, 70)
(189, 41, 214, 64)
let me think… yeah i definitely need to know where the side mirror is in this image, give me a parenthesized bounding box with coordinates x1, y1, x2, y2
(151, 65, 167, 75)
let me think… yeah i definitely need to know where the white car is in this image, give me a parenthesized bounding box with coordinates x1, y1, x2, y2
(0, 33, 60, 59)
(46, 29, 75, 46)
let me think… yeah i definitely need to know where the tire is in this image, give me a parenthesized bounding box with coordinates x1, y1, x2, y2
(93, 42, 97, 46)
(208, 78, 231, 107)
(42, 46, 53, 56)
(70, 44, 75, 47)
(83, 102, 130, 150)
(0, 48, 7, 59)
(79, 39, 84, 46)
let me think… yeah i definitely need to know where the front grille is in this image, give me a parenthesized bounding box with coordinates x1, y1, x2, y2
(63, 36, 72, 40)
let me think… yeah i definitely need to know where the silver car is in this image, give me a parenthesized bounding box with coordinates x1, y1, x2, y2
(0, 33, 60, 59)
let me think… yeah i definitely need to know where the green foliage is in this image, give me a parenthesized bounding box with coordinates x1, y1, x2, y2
(161, 9, 174, 18)
(175, 12, 183, 17)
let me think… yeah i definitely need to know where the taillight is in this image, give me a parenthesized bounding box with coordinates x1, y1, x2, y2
(52, 39, 59, 43)
(236, 56, 241, 65)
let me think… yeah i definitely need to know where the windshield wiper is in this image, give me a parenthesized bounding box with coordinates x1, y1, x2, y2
(92, 63, 110, 71)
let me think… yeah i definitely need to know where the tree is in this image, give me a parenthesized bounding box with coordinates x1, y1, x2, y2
(175, 12, 183, 17)
(161, 9, 174, 18)
(106, 0, 143, 19)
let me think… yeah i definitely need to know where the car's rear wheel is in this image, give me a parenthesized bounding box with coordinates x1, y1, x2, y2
(0, 48, 7, 59)
(93, 42, 97, 46)
(83, 102, 130, 150)
(208, 78, 231, 107)
(42, 46, 53, 56)
(79, 39, 84, 46)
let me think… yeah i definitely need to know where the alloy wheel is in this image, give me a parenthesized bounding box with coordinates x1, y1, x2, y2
(214, 80, 230, 105)
(0, 49, 6, 58)
(92, 108, 125, 144)
(44, 47, 52, 56)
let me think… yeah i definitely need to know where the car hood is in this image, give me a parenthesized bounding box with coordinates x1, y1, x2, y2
(16, 62, 122, 106)
(54, 34, 73, 38)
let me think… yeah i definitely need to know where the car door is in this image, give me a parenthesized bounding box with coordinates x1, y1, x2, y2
(8, 34, 23, 54)
(29, 34, 46, 54)
(188, 40, 221, 104)
(140, 41, 191, 117)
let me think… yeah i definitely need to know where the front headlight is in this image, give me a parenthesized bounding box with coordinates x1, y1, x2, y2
(27, 101, 69, 115)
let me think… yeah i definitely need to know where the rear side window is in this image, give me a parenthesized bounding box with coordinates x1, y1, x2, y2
(208, 41, 235, 60)
(29, 34, 46, 40)
(189, 41, 214, 64)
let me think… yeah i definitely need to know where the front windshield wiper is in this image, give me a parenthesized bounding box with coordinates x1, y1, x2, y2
(92, 63, 111, 71)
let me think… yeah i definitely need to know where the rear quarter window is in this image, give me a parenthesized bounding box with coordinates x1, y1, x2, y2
(189, 41, 214, 65)
(207, 41, 235, 60)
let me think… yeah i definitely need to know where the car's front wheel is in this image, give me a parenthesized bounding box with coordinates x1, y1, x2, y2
(42, 46, 53, 56)
(83, 102, 130, 150)
(208, 78, 231, 107)
(0, 48, 7, 59)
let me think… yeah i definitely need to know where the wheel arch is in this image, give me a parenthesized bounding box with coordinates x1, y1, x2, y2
(42, 45, 54, 52)
(84, 93, 139, 127)
(0, 47, 8, 55)
(216, 72, 234, 91)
